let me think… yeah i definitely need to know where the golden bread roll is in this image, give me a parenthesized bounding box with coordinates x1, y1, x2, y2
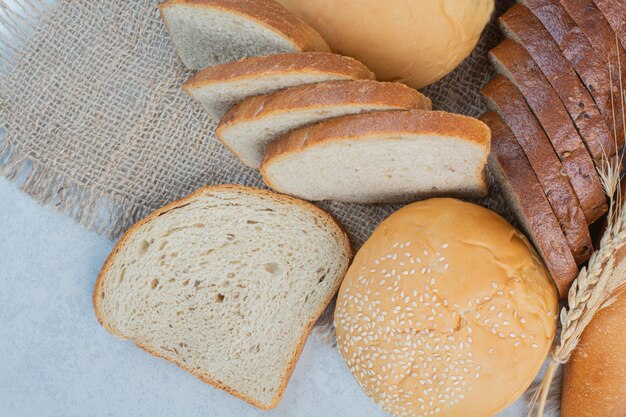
(275, 0, 495, 88)
(561, 250, 626, 417)
(335, 198, 558, 417)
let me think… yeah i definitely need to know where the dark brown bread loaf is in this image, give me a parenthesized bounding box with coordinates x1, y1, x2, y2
(489, 39, 607, 224)
(499, 4, 615, 161)
(521, 0, 624, 145)
(483, 111, 578, 296)
(482, 75, 592, 267)
(561, 288, 626, 417)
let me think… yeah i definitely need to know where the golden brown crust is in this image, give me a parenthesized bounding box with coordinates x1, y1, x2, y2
(261, 109, 490, 172)
(562, 289, 626, 417)
(483, 111, 578, 297)
(93, 184, 352, 410)
(592, 0, 626, 53)
(217, 80, 432, 133)
(498, 4, 616, 162)
(489, 39, 607, 224)
(183, 52, 374, 89)
(159, 0, 330, 54)
(482, 75, 592, 266)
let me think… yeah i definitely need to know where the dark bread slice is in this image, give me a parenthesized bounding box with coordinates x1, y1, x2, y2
(591, 0, 626, 53)
(521, 0, 624, 145)
(483, 111, 577, 297)
(481, 75, 592, 264)
(499, 4, 615, 162)
(489, 39, 607, 223)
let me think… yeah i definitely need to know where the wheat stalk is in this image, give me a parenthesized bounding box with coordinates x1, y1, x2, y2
(529, 40, 626, 417)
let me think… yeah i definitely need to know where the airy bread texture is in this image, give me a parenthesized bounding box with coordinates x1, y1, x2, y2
(159, 0, 330, 70)
(93, 185, 351, 409)
(274, 0, 494, 88)
(217, 80, 432, 168)
(183, 52, 375, 120)
(261, 110, 491, 204)
(335, 198, 559, 417)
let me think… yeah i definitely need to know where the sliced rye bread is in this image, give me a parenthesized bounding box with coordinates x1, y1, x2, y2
(93, 185, 351, 410)
(481, 75, 592, 264)
(483, 111, 577, 297)
(216, 80, 432, 168)
(159, 0, 330, 70)
(261, 110, 490, 204)
(183, 52, 375, 120)
(499, 4, 616, 162)
(592, 0, 626, 52)
(489, 39, 607, 223)
(521, 0, 625, 145)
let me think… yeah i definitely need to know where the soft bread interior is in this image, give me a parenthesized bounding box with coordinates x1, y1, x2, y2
(220, 104, 402, 168)
(94, 188, 350, 408)
(188, 72, 356, 120)
(263, 135, 488, 203)
(162, 6, 298, 70)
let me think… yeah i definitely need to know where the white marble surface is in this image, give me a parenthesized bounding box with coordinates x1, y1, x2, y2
(0, 176, 535, 417)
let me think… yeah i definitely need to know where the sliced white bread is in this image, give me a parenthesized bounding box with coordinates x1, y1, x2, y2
(93, 185, 351, 409)
(159, 0, 330, 70)
(216, 80, 432, 168)
(183, 52, 375, 120)
(261, 110, 491, 204)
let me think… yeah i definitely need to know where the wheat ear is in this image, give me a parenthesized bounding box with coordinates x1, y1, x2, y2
(529, 40, 626, 417)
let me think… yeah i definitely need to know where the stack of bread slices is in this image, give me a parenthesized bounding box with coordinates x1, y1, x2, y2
(159, 0, 492, 205)
(482, 1, 625, 297)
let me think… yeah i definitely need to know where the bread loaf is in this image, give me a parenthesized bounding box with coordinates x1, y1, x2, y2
(159, 0, 330, 70)
(592, 0, 626, 52)
(499, 4, 616, 162)
(274, 0, 495, 88)
(335, 198, 559, 417)
(216, 80, 431, 168)
(561, 289, 626, 417)
(483, 111, 579, 295)
(261, 110, 491, 204)
(183, 52, 375, 120)
(93, 185, 351, 409)
(482, 75, 593, 269)
(489, 39, 607, 223)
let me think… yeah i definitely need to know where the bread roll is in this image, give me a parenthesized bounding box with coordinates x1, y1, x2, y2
(335, 198, 558, 417)
(561, 252, 626, 417)
(274, 0, 495, 88)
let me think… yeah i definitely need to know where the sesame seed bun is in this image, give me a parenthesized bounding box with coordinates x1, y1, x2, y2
(334, 198, 558, 417)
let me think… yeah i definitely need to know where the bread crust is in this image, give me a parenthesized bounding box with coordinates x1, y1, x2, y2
(489, 39, 607, 224)
(591, 0, 626, 53)
(93, 184, 352, 410)
(261, 110, 491, 200)
(218, 79, 431, 132)
(521, 0, 625, 145)
(183, 52, 374, 90)
(483, 111, 578, 297)
(159, 0, 330, 56)
(499, 4, 616, 162)
(562, 289, 626, 417)
(482, 75, 592, 265)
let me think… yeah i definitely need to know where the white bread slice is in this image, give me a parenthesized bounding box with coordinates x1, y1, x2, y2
(159, 0, 330, 70)
(93, 185, 351, 409)
(216, 80, 432, 168)
(261, 110, 491, 203)
(183, 52, 375, 120)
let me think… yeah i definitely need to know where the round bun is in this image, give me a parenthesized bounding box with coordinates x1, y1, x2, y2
(334, 198, 558, 417)
(275, 0, 495, 88)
